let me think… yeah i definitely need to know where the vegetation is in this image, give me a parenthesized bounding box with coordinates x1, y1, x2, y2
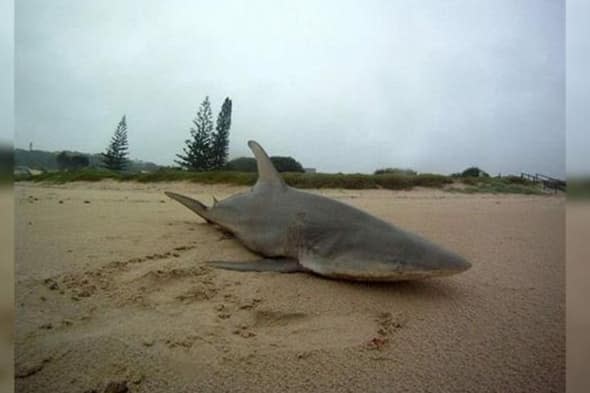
(56, 151, 89, 170)
(374, 168, 417, 176)
(176, 96, 233, 171)
(567, 177, 590, 199)
(14, 167, 549, 194)
(176, 97, 214, 170)
(446, 175, 543, 195)
(15, 148, 159, 172)
(17, 168, 128, 183)
(225, 157, 258, 172)
(11, 168, 440, 188)
(101, 115, 129, 171)
(13, 137, 548, 195)
(0, 145, 11, 184)
(452, 166, 490, 178)
(500, 175, 530, 185)
(268, 156, 304, 173)
(14, 148, 57, 170)
(224, 156, 304, 173)
(210, 98, 232, 169)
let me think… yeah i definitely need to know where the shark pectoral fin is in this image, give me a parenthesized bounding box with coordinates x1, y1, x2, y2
(206, 258, 305, 273)
(165, 191, 212, 223)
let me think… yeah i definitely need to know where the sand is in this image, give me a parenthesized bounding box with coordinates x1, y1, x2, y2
(566, 201, 590, 393)
(1, 188, 15, 393)
(14, 181, 565, 393)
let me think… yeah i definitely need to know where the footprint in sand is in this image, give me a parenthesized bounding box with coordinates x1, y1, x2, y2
(365, 311, 408, 350)
(226, 308, 380, 352)
(253, 310, 309, 328)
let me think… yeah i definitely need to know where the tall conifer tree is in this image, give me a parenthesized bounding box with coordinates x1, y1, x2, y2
(176, 97, 214, 170)
(102, 115, 129, 171)
(211, 97, 232, 169)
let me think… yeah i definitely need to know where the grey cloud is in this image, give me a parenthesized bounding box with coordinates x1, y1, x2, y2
(14, 0, 565, 177)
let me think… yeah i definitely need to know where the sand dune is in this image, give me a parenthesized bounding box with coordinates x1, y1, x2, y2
(15, 181, 565, 392)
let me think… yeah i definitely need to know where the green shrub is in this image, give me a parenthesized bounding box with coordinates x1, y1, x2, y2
(225, 157, 257, 172)
(566, 178, 589, 199)
(374, 168, 417, 176)
(413, 174, 452, 188)
(460, 177, 479, 186)
(503, 175, 530, 185)
(225, 156, 304, 173)
(460, 167, 489, 177)
(270, 156, 304, 173)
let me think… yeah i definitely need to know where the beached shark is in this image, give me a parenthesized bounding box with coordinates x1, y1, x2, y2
(165, 141, 471, 281)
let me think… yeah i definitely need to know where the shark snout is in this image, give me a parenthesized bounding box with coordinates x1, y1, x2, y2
(426, 248, 471, 275)
(398, 241, 471, 277)
(442, 252, 471, 273)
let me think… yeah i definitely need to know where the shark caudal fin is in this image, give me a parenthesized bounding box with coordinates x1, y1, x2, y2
(165, 191, 213, 223)
(248, 140, 287, 190)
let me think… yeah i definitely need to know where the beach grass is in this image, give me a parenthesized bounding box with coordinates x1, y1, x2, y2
(15, 168, 547, 194)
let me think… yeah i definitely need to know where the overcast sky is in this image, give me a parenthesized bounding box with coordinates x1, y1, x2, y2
(567, 0, 589, 176)
(14, 0, 565, 177)
(0, 0, 13, 144)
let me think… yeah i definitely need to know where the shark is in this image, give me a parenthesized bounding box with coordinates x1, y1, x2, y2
(165, 141, 471, 281)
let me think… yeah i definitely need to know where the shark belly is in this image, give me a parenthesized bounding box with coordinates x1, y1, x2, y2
(297, 251, 457, 281)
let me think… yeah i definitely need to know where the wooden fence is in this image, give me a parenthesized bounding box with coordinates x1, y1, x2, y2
(521, 172, 566, 192)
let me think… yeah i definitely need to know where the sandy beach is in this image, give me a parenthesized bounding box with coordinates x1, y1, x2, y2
(1, 188, 15, 393)
(566, 201, 590, 393)
(14, 181, 565, 393)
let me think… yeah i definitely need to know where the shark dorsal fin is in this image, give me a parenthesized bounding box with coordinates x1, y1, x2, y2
(248, 140, 287, 190)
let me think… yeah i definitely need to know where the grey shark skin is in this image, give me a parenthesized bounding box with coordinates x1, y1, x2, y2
(165, 141, 471, 281)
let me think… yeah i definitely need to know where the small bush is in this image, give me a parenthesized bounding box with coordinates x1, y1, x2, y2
(503, 175, 530, 185)
(225, 156, 304, 173)
(413, 174, 453, 188)
(270, 156, 304, 173)
(460, 167, 489, 177)
(460, 177, 479, 186)
(225, 157, 257, 172)
(374, 168, 417, 176)
(568, 178, 589, 199)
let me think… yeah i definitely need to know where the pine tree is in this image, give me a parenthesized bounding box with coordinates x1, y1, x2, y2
(102, 115, 129, 171)
(176, 97, 214, 170)
(210, 97, 232, 169)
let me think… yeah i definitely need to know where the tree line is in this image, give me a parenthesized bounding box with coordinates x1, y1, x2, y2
(100, 96, 232, 171)
(54, 95, 304, 174)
